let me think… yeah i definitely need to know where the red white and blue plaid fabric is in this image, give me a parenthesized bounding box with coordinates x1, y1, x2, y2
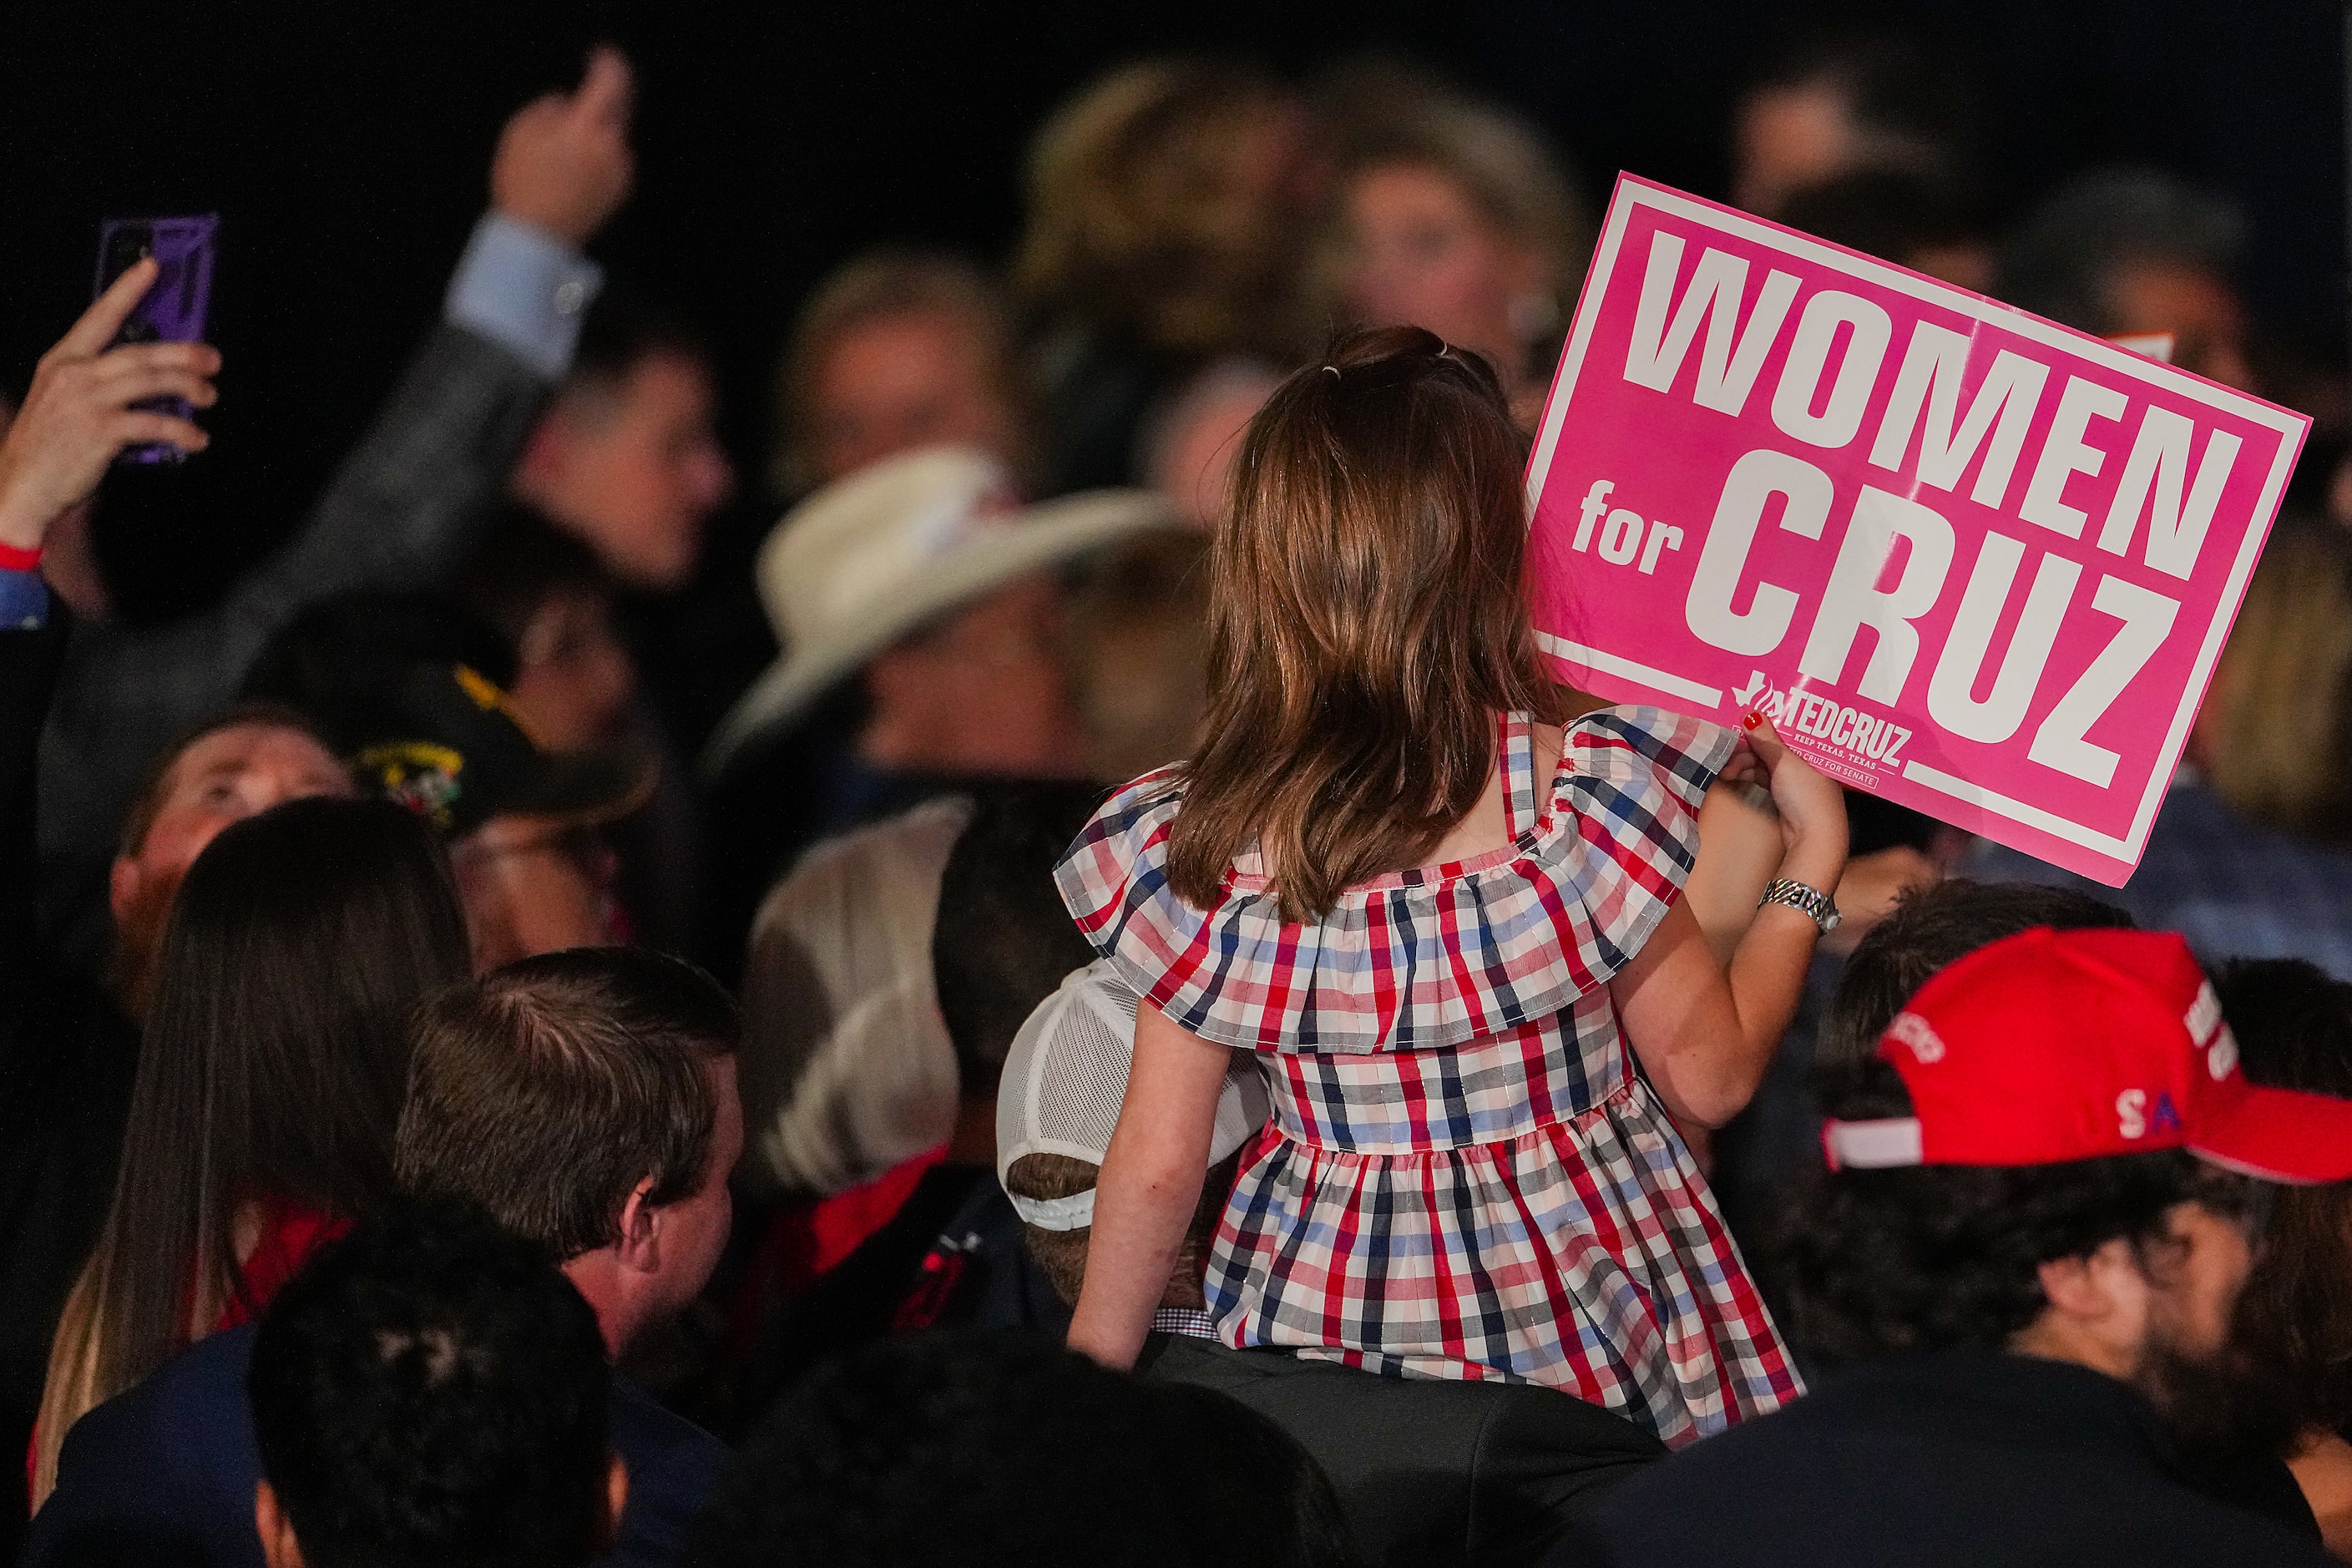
(1057, 706, 1802, 1446)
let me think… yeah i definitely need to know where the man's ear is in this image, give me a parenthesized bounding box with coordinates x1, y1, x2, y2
(108, 855, 142, 928)
(2010, 1237, 2152, 1381)
(602, 1454, 630, 1548)
(2035, 1252, 2097, 1318)
(613, 1176, 661, 1275)
(2036, 1237, 2138, 1322)
(255, 1479, 306, 1568)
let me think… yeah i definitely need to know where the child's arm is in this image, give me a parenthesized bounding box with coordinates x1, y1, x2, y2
(1683, 780, 1783, 968)
(1610, 714, 1847, 1130)
(1066, 1001, 1232, 1369)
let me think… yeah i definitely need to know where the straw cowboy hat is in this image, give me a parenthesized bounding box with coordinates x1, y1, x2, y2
(702, 446, 1176, 775)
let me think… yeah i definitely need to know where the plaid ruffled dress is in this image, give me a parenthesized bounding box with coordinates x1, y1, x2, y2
(1056, 706, 1802, 1446)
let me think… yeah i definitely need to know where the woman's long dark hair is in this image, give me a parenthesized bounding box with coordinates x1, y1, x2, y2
(36, 797, 468, 1499)
(1166, 326, 1565, 923)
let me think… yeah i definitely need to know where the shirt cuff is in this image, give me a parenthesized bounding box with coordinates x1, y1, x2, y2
(0, 568, 50, 631)
(443, 213, 604, 381)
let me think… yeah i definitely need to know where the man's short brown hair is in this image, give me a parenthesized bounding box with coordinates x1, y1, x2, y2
(1005, 1152, 1100, 1307)
(396, 947, 740, 1260)
(1007, 1151, 1240, 1313)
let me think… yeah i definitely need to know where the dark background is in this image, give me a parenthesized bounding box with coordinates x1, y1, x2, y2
(3, 0, 2342, 638)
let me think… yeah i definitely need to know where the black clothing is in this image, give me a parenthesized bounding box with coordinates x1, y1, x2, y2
(732, 1163, 1065, 1431)
(701, 690, 999, 986)
(24, 1323, 724, 1568)
(1141, 1334, 1662, 1568)
(1557, 1351, 2334, 1567)
(1030, 324, 1179, 496)
(1709, 947, 1838, 1266)
(894, 1165, 1073, 1339)
(0, 620, 141, 1563)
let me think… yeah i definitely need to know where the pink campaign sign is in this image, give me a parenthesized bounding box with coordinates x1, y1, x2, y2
(1525, 175, 2310, 886)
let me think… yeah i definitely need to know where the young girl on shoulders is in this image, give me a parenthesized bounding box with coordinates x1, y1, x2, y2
(1055, 326, 1845, 1444)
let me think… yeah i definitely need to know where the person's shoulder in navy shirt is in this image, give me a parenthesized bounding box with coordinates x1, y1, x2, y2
(1552, 1352, 2333, 1568)
(25, 1323, 724, 1568)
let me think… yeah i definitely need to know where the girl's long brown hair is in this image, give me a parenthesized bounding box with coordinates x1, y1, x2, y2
(1166, 325, 1564, 923)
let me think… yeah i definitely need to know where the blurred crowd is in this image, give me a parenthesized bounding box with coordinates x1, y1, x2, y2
(6, 23, 2352, 1568)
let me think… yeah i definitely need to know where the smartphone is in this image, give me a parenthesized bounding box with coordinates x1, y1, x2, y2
(94, 214, 218, 465)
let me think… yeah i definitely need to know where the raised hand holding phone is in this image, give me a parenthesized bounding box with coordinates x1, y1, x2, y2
(94, 214, 217, 464)
(0, 257, 220, 555)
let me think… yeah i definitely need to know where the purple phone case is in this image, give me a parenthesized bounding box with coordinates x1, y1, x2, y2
(95, 214, 217, 464)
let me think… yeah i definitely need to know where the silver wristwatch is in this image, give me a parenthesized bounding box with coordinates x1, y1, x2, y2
(1760, 877, 1842, 934)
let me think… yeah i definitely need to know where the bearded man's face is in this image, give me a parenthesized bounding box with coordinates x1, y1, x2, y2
(2132, 1194, 2304, 1468)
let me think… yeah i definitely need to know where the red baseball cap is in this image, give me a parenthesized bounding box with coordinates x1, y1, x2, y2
(1822, 927, 2352, 1185)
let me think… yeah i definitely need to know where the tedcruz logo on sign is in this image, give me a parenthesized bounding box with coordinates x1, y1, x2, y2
(1732, 669, 1912, 786)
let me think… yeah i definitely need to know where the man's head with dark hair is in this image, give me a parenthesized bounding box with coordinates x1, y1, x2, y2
(1787, 883, 2156, 1360)
(246, 1199, 620, 1568)
(930, 781, 1105, 1094)
(1734, 28, 1980, 219)
(1775, 910, 2304, 1472)
(686, 1331, 1352, 1568)
(2000, 168, 2253, 390)
(1774, 1113, 2248, 1368)
(395, 947, 743, 1358)
(1818, 878, 2136, 1067)
(513, 291, 734, 593)
(108, 701, 354, 1015)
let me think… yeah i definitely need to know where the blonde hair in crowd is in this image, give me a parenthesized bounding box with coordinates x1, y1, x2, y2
(33, 1272, 124, 1504)
(31, 1239, 240, 1502)
(1164, 325, 1565, 923)
(33, 1107, 264, 1505)
(2203, 521, 2352, 840)
(1015, 58, 1309, 358)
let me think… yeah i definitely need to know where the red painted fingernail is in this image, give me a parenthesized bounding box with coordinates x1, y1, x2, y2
(1743, 710, 1763, 730)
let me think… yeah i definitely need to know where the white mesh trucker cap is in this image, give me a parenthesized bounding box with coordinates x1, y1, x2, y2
(996, 959, 1272, 1230)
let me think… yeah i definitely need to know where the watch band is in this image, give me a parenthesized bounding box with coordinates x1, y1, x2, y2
(1760, 877, 1842, 934)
